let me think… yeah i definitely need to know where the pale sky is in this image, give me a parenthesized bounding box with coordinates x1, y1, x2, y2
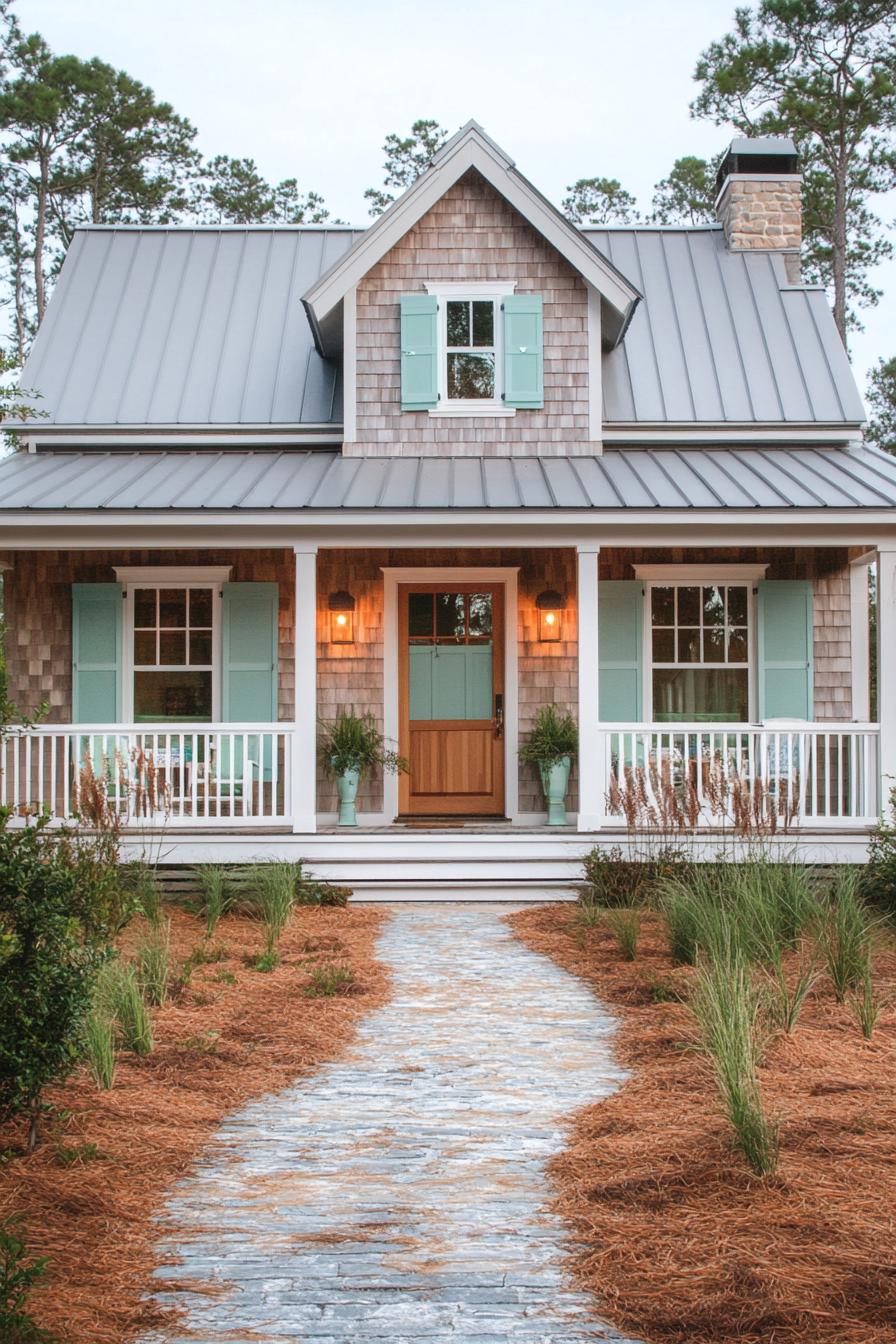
(16, 0, 896, 397)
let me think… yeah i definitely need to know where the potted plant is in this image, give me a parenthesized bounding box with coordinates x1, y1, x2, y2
(319, 711, 407, 826)
(519, 704, 578, 826)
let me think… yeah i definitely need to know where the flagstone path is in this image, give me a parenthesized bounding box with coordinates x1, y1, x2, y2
(143, 904, 640, 1343)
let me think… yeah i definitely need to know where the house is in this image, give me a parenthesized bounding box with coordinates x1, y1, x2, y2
(1, 122, 894, 898)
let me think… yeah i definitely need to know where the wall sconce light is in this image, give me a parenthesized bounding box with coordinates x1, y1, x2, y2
(328, 590, 356, 644)
(535, 589, 566, 642)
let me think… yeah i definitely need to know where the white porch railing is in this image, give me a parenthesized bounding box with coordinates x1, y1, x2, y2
(603, 723, 881, 829)
(0, 724, 294, 827)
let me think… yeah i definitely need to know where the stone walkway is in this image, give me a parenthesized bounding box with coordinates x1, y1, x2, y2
(143, 905, 640, 1343)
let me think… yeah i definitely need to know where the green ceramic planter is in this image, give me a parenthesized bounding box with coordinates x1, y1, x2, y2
(540, 755, 571, 826)
(335, 764, 361, 826)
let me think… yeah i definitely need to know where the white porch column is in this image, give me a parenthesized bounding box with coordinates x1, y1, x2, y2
(576, 544, 604, 831)
(877, 547, 896, 816)
(850, 552, 874, 721)
(292, 546, 318, 833)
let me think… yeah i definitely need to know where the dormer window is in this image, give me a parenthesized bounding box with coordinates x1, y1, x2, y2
(400, 283, 543, 415)
(446, 299, 497, 401)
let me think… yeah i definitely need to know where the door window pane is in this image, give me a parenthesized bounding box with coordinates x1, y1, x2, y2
(408, 593, 433, 638)
(468, 593, 493, 638)
(436, 593, 466, 638)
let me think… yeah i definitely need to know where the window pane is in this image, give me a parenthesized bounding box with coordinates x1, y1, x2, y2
(652, 628, 675, 662)
(703, 626, 726, 663)
(134, 631, 156, 665)
(728, 628, 749, 663)
(447, 352, 495, 399)
(159, 631, 186, 665)
(134, 589, 156, 628)
(677, 587, 700, 625)
(653, 668, 748, 723)
(189, 588, 213, 627)
(190, 630, 213, 665)
(408, 593, 433, 638)
(159, 589, 186, 628)
(471, 301, 494, 347)
(703, 586, 725, 625)
(651, 587, 674, 626)
(436, 593, 465, 638)
(728, 586, 748, 625)
(446, 300, 469, 347)
(134, 670, 212, 721)
(468, 593, 493, 638)
(677, 628, 701, 663)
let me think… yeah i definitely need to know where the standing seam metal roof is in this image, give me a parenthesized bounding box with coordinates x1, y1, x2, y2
(21, 227, 364, 428)
(1, 446, 894, 511)
(586, 227, 864, 426)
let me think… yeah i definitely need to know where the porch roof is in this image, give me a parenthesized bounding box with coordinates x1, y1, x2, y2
(2, 445, 896, 512)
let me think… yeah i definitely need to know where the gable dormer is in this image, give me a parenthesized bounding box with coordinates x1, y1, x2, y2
(302, 123, 640, 457)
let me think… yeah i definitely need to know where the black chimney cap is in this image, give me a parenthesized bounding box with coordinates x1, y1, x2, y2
(715, 136, 800, 196)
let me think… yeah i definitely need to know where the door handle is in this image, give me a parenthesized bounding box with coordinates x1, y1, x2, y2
(494, 692, 504, 738)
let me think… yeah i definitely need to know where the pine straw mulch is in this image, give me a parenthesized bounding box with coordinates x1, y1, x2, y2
(508, 904, 896, 1344)
(0, 903, 389, 1344)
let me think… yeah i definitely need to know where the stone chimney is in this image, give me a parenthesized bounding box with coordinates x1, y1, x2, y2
(715, 136, 802, 281)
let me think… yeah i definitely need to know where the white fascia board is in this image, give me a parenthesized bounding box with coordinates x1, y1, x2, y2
(25, 429, 343, 449)
(302, 129, 639, 339)
(3, 510, 896, 552)
(602, 425, 863, 444)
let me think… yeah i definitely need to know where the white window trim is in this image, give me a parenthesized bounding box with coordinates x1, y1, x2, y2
(423, 282, 517, 418)
(635, 565, 768, 724)
(118, 567, 231, 722)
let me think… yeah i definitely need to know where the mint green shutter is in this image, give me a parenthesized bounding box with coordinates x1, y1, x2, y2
(72, 583, 123, 722)
(758, 580, 813, 719)
(400, 294, 438, 410)
(503, 294, 543, 409)
(598, 581, 643, 721)
(222, 583, 278, 722)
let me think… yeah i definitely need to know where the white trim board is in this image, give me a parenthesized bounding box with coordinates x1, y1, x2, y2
(302, 123, 639, 350)
(381, 565, 520, 824)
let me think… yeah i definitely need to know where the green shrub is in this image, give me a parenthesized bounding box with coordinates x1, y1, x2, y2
(604, 906, 641, 960)
(305, 963, 357, 997)
(248, 950, 279, 973)
(0, 1214, 53, 1343)
(690, 955, 778, 1175)
(863, 785, 896, 917)
(95, 962, 153, 1056)
(194, 865, 231, 937)
(299, 880, 351, 908)
(0, 814, 131, 1150)
(582, 843, 689, 907)
(815, 869, 874, 1002)
(137, 919, 171, 1007)
(82, 1012, 116, 1090)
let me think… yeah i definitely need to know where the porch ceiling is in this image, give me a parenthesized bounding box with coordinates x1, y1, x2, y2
(2, 444, 896, 513)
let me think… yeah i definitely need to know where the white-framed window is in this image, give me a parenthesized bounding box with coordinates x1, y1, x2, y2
(636, 565, 766, 724)
(425, 281, 515, 416)
(115, 566, 229, 722)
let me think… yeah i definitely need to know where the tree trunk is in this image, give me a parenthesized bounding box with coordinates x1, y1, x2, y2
(832, 150, 848, 346)
(33, 149, 48, 323)
(27, 1102, 40, 1153)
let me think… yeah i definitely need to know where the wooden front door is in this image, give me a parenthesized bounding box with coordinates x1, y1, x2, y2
(398, 584, 505, 816)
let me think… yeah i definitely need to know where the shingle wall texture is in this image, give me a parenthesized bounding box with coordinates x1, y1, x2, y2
(348, 170, 597, 457)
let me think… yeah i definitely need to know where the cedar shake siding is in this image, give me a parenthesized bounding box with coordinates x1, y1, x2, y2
(349, 170, 596, 457)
